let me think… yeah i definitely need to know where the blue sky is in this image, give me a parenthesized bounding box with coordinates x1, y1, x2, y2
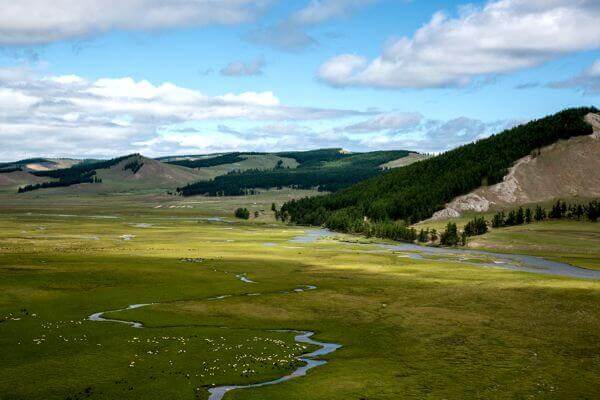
(0, 0, 598, 161)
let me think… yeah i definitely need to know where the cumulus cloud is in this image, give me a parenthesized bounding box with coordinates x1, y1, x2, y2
(0, 0, 271, 45)
(317, 0, 600, 89)
(0, 69, 368, 160)
(547, 59, 600, 95)
(220, 57, 265, 76)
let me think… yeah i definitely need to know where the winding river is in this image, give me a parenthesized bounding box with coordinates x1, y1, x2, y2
(87, 283, 340, 400)
(292, 229, 600, 279)
(207, 331, 340, 400)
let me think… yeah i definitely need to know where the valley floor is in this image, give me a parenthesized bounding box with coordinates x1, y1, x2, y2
(1, 193, 599, 399)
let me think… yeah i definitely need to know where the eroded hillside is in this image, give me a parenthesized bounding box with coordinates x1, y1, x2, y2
(432, 113, 600, 219)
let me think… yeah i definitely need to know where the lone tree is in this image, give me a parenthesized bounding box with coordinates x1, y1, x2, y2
(234, 208, 250, 220)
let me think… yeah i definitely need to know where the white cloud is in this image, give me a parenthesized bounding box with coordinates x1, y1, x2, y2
(220, 57, 265, 76)
(317, 0, 600, 88)
(0, 0, 271, 45)
(0, 70, 368, 160)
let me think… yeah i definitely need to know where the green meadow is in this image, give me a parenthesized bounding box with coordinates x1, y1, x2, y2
(1, 193, 599, 399)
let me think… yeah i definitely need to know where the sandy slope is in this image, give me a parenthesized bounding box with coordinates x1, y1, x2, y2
(431, 113, 600, 219)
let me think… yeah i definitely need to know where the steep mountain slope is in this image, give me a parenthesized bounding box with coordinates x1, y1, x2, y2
(281, 107, 597, 236)
(432, 113, 600, 219)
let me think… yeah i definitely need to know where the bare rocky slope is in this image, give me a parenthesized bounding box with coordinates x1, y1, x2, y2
(431, 113, 600, 219)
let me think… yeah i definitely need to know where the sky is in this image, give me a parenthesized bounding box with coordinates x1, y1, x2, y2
(0, 0, 599, 161)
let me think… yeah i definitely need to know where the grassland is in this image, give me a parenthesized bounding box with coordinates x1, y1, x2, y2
(1, 192, 600, 399)
(415, 207, 600, 271)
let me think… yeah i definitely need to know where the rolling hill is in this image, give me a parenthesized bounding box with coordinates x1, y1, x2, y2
(175, 149, 419, 196)
(2, 149, 421, 195)
(280, 107, 599, 239)
(0, 157, 82, 173)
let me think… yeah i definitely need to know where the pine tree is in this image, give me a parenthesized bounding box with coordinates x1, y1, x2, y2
(440, 222, 459, 246)
(506, 210, 517, 226)
(534, 205, 546, 222)
(525, 208, 532, 223)
(492, 212, 503, 228)
(516, 207, 525, 225)
(234, 208, 250, 220)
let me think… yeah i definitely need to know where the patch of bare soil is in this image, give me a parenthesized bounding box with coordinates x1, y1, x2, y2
(431, 113, 600, 219)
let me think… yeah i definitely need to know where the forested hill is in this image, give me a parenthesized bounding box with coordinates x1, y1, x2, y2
(280, 107, 598, 234)
(17, 155, 135, 193)
(176, 150, 413, 196)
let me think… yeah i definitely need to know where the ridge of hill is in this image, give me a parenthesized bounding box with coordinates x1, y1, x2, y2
(280, 107, 598, 238)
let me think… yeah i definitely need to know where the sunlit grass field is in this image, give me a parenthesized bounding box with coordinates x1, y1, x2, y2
(415, 211, 600, 271)
(1, 193, 599, 399)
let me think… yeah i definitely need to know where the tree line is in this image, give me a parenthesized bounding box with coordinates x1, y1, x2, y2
(18, 172, 102, 193)
(123, 159, 144, 174)
(0, 167, 23, 173)
(176, 150, 410, 197)
(280, 107, 597, 238)
(166, 153, 252, 169)
(418, 199, 600, 248)
(18, 154, 135, 193)
(492, 200, 600, 227)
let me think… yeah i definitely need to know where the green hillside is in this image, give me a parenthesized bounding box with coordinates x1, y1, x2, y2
(176, 150, 413, 196)
(281, 107, 598, 239)
(0, 157, 82, 172)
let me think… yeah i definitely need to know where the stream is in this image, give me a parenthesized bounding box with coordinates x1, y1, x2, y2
(87, 284, 340, 400)
(207, 331, 341, 400)
(292, 229, 600, 279)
